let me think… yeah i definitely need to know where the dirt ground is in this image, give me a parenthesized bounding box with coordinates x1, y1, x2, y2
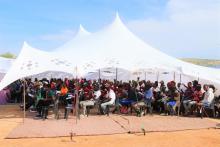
(0, 105, 220, 147)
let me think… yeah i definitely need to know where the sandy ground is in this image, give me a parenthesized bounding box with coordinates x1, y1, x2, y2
(0, 105, 220, 147)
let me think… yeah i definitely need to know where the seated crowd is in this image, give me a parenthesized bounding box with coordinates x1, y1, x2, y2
(5, 77, 220, 119)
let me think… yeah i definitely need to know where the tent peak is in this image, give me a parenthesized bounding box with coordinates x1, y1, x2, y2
(22, 41, 33, 50)
(77, 24, 91, 36)
(113, 12, 123, 25)
(23, 41, 29, 47)
(108, 12, 128, 32)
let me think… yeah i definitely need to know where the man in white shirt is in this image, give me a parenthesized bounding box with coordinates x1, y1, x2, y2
(100, 84, 116, 114)
(80, 86, 101, 116)
(201, 84, 215, 106)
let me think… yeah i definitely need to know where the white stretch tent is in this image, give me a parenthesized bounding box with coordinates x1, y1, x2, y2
(0, 57, 14, 81)
(0, 13, 220, 95)
(84, 67, 132, 82)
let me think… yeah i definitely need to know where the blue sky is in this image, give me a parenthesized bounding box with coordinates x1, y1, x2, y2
(0, 0, 219, 59)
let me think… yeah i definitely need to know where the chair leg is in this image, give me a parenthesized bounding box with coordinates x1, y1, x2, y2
(212, 108, 216, 118)
(54, 103, 59, 119)
(200, 107, 203, 119)
(86, 107, 90, 117)
(106, 105, 110, 116)
(42, 107, 48, 120)
(65, 108, 71, 120)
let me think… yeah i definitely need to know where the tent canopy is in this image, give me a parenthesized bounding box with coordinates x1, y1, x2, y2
(0, 13, 220, 95)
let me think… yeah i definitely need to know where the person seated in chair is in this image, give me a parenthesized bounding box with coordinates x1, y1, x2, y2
(187, 84, 203, 115)
(182, 82, 194, 115)
(143, 81, 154, 115)
(99, 83, 116, 115)
(165, 81, 179, 115)
(80, 85, 101, 116)
(59, 84, 68, 104)
(20, 86, 36, 111)
(214, 95, 220, 117)
(198, 85, 215, 107)
(35, 84, 55, 118)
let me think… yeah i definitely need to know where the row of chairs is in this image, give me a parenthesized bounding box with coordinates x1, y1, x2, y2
(39, 95, 220, 120)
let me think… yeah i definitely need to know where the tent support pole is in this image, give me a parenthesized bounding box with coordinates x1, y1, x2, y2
(157, 71, 159, 81)
(116, 67, 118, 82)
(173, 72, 176, 81)
(75, 66, 78, 79)
(23, 78, 26, 124)
(74, 66, 80, 125)
(144, 71, 146, 81)
(98, 68, 101, 84)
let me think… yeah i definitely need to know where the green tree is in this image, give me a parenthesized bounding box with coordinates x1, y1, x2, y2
(0, 52, 16, 59)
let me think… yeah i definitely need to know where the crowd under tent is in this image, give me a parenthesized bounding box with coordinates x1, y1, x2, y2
(0, 13, 220, 95)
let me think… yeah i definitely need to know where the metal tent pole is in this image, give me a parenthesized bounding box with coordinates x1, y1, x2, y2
(173, 72, 176, 82)
(178, 73, 183, 117)
(144, 71, 146, 81)
(74, 66, 80, 124)
(98, 68, 101, 84)
(157, 71, 159, 81)
(116, 67, 118, 81)
(23, 78, 26, 124)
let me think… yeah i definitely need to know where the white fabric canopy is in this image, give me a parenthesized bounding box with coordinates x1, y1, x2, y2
(0, 57, 14, 73)
(0, 13, 220, 95)
(84, 67, 132, 82)
(0, 57, 14, 81)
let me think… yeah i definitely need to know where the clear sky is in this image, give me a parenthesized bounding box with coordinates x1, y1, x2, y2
(0, 0, 219, 59)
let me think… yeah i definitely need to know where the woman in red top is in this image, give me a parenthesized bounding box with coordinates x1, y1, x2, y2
(187, 84, 203, 114)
